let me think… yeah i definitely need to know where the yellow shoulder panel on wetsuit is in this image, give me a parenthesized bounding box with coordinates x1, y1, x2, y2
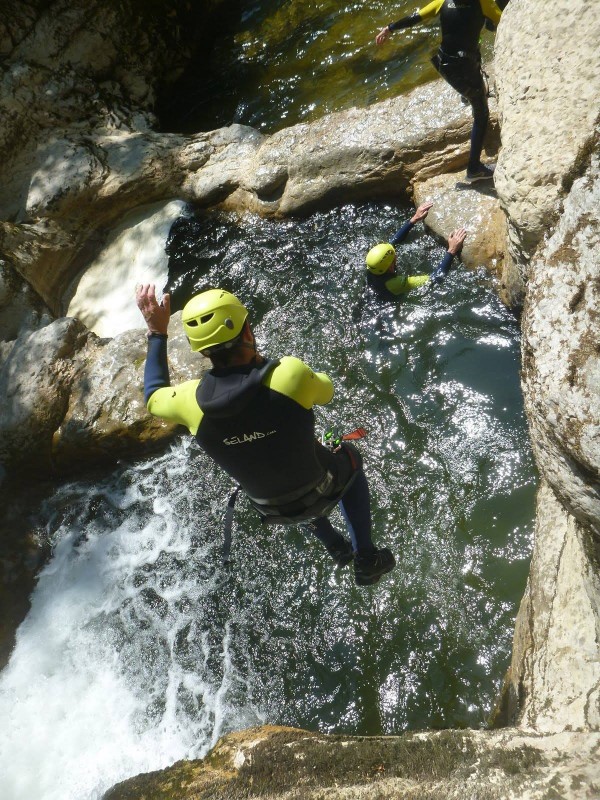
(418, 0, 502, 26)
(265, 356, 334, 410)
(480, 0, 502, 26)
(147, 379, 203, 435)
(406, 274, 430, 290)
(417, 0, 445, 22)
(385, 273, 429, 295)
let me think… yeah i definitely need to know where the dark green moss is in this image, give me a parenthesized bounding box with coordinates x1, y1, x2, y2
(482, 745, 543, 776)
(215, 730, 478, 797)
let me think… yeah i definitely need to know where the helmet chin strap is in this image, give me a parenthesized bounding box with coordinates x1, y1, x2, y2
(203, 329, 260, 364)
(241, 332, 262, 363)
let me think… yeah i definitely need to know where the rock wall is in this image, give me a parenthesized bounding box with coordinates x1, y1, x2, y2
(0, 85, 485, 320)
(500, 482, 600, 734)
(521, 151, 600, 539)
(491, 0, 600, 735)
(0, 311, 201, 478)
(494, 0, 600, 308)
(0, 0, 228, 318)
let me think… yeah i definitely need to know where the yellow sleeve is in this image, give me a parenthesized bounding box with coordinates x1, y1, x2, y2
(417, 0, 445, 21)
(384, 274, 409, 295)
(405, 274, 430, 290)
(385, 273, 430, 295)
(265, 356, 334, 410)
(480, 0, 502, 26)
(146, 379, 203, 435)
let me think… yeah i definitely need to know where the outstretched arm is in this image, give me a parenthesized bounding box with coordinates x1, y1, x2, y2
(135, 283, 204, 433)
(376, 0, 444, 44)
(136, 283, 172, 403)
(390, 201, 433, 245)
(430, 227, 467, 284)
(376, 13, 419, 44)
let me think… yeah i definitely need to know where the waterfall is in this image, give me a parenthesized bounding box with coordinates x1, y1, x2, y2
(66, 200, 186, 338)
(0, 441, 264, 800)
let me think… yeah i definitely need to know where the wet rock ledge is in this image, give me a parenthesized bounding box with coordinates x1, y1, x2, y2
(104, 725, 600, 800)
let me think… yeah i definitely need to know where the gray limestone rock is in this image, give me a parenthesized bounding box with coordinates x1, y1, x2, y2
(0, 316, 90, 476)
(53, 312, 204, 470)
(413, 171, 506, 281)
(494, 0, 600, 303)
(0, 310, 203, 480)
(499, 481, 600, 734)
(522, 151, 600, 537)
(0, 260, 53, 342)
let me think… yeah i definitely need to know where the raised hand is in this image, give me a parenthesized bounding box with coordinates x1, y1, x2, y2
(135, 283, 171, 335)
(376, 26, 391, 45)
(410, 201, 434, 223)
(447, 227, 467, 255)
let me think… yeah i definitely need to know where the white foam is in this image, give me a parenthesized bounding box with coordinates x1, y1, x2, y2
(0, 445, 261, 800)
(66, 200, 186, 338)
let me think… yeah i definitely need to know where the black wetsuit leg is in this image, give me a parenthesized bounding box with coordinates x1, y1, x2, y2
(338, 469, 375, 555)
(309, 517, 351, 548)
(307, 459, 375, 555)
(433, 51, 489, 171)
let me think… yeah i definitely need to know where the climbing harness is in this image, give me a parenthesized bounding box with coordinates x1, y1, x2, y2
(220, 426, 368, 564)
(222, 486, 240, 566)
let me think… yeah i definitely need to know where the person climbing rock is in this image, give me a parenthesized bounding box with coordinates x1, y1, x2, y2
(135, 285, 396, 586)
(365, 201, 467, 298)
(376, 0, 506, 182)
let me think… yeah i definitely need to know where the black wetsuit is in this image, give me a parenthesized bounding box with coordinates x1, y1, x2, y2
(389, 0, 504, 172)
(144, 335, 375, 554)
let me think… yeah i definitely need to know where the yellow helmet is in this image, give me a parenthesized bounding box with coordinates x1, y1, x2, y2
(366, 243, 396, 275)
(182, 289, 248, 352)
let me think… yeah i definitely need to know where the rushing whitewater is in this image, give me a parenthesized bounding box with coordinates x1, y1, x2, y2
(66, 200, 186, 338)
(0, 442, 264, 800)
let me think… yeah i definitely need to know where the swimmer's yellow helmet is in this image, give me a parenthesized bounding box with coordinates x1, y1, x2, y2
(366, 243, 396, 275)
(182, 289, 248, 353)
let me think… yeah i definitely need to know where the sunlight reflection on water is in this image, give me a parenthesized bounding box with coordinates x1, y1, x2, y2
(1, 201, 535, 800)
